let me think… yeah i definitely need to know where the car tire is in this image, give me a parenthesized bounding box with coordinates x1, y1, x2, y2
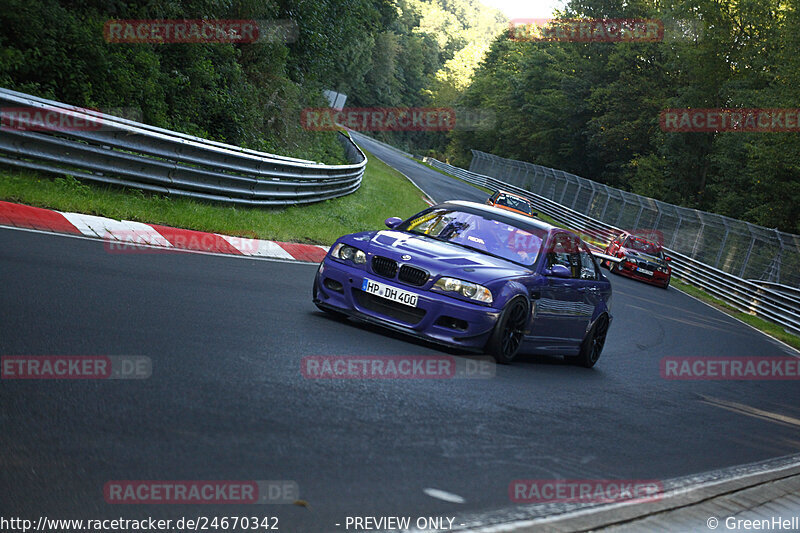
(662, 277, 670, 289)
(609, 261, 620, 274)
(485, 297, 529, 364)
(566, 314, 609, 368)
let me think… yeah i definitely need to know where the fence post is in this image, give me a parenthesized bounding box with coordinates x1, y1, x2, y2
(653, 208, 663, 243)
(769, 228, 784, 283)
(600, 191, 611, 222)
(586, 184, 597, 216)
(571, 182, 582, 210)
(559, 175, 570, 205)
(615, 197, 628, 227)
(538, 168, 547, 195)
(691, 221, 705, 259)
(632, 203, 645, 231)
(670, 216, 682, 249)
(714, 224, 730, 268)
(739, 235, 756, 278)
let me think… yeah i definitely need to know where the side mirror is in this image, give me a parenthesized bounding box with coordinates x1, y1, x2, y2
(544, 264, 571, 278)
(384, 217, 403, 229)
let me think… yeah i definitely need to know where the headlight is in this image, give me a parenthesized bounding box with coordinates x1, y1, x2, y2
(433, 277, 493, 304)
(331, 243, 367, 264)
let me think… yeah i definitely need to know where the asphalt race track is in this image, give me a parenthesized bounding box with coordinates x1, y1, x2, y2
(1, 139, 799, 532)
(349, 132, 488, 205)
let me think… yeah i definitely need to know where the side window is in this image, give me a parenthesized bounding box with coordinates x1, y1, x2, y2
(579, 244, 599, 280)
(547, 233, 581, 278)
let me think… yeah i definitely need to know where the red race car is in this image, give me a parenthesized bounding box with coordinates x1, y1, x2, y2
(602, 232, 672, 288)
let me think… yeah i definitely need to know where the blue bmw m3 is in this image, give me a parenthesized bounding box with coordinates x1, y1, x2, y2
(313, 201, 612, 366)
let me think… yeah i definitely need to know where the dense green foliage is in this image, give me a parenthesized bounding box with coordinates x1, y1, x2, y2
(449, 0, 800, 233)
(334, 0, 507, 153)
(0, 0, 503, 163)
(1, 0, 796, 233)
(0, 0, 395, 163)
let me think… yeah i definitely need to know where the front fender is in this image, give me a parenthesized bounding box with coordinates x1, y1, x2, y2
(491, 280, 530, 310)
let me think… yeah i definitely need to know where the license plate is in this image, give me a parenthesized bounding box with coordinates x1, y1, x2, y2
(362, 278, 418, 307)
(637, 267, 654, 275)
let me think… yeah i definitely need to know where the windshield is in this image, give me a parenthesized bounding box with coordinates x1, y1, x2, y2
(496, 194, 533, 215)
(401, 207, 546, 265)
(624, 236, 662, 256)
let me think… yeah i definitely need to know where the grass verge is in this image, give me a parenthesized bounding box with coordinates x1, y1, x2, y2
(0, 148, 428, 245)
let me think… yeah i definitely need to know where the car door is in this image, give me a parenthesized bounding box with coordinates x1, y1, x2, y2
(574, 242, 606, 335)
(528, 232, 587, 346)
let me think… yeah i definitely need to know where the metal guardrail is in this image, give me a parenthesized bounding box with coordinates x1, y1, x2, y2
(0, 88, 366, 206)
(424, 157, 800, 337)
(750, 281, 800, 303)
(470, 150, 800, 289)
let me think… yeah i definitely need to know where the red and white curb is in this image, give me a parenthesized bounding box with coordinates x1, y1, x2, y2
(0, 200, 329, 263)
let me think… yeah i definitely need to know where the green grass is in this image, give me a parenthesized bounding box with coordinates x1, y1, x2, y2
(669, 278, 800, 350)
(0, 148, 428, 245)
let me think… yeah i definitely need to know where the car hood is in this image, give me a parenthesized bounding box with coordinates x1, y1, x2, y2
(621, 248, 668, 268)
(346, 230, 530, 283)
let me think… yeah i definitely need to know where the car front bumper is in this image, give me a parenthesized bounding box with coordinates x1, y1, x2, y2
(313, 259, 501, 351)
(618, 262, 670, 286)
